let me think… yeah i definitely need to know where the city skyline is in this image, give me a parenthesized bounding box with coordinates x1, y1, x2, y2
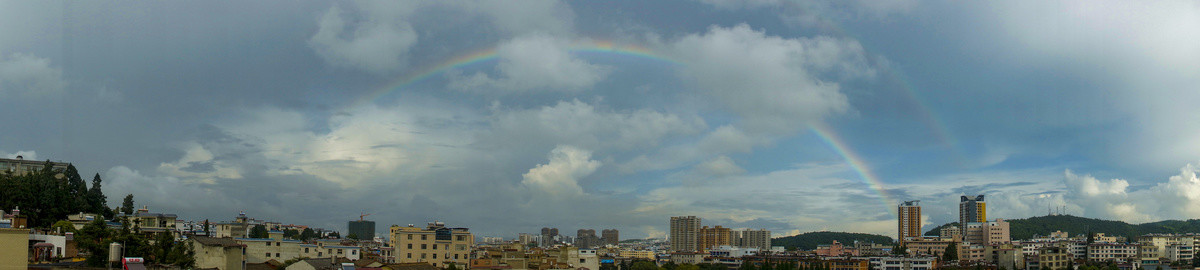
(2, 1, 1200, 239)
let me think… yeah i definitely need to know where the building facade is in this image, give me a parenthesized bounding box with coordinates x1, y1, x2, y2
(670, 216, 701, 251)
(0, 156, 69, 176)
(189, 237, 247, 270)
(898, 201, 921, 243)
(958, 195, 986, 229)
(736, 229, 772, 250)
(390, 222, 474, 268)
(601, 229, 619, 246)
(698, 226, 731, 251)
(349, 220, 376, 240)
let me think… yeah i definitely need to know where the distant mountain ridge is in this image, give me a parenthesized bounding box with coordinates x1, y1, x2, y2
(923, 215, 1200, 240)
(772, 231, 894, 250)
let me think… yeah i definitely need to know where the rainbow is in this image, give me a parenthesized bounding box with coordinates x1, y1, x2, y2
(350, 40, 675, 108)
(810, 122, 898, 217)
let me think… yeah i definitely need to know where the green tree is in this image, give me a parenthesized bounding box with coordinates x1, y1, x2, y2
(121, 194, 135, 215)
(76, 218, 112, 266)
(203, 219, 211, 236)
(166, 241, 195, 268)
(283, 228, 299, 239)
(250, 225, 270, 238)
(329, 231, 340, 238)
(601, 263, 620, 270)
(446, 262, 460, 270)
(739, 260, 756, 270)
(679, 264, 701, 270)
(664, 261, 678, 270)
(1067, 259, 1074, 270)
(152, 232, 174, 263)
(348, 233, 360, 240)
(633, 261, 661, 270)
(894, 244, 908, 256)
(943, 242, 958, 262)
(52, 220, 77, 234)
(88, 173, 111, 219)
(300, 228, 317, 241)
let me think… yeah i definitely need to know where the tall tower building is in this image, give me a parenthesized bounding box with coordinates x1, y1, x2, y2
(601, 229, 619, 246)
(898, 200, 921, 243)
(577, 229, 598, 248)
(669, 216, 701, 251)
(697, 226, 731, 251)
(959, 195, 986, 228)
(349, 219, 376, 240)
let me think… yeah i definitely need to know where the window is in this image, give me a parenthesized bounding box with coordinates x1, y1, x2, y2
(422, 253, 427, 259)
(339, 249, 343, 254)
(276, 253, 280, 257)
(421, 235, 427, 240)
(455, 254, 459, 259)
(352, 250, 357, 255)
(408, 244, 413, 249)
(408, 234, 413, 240)
(433, 253, 437, 259)
(407, 253, 412, 258)
(319, 252, 323, 256)
(265, 253, 271, 257)
(457, 235, 465, 241)
(421, 244, 427, 249)
(432, 244, 437, 250)
(266, 243, 271, 246)
(277, 242, 281, 246)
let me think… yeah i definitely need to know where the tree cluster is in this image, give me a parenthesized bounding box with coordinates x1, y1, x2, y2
(74, 217, 194, 267)
(771, 231, 894, 250)
(0, 162, 113, 228)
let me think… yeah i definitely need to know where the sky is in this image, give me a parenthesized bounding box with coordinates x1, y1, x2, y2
(1, 0, 1199, 240)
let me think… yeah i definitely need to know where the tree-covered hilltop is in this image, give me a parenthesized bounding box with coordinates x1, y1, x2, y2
(923, 215, 1200, 240)
(772, 231, 894, 250)
(0, 161, 114, 228)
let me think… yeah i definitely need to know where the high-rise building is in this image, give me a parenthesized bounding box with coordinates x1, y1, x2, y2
(698, 226, 731, 251)
(601, 229, 619, 246)
(898, 200, 921, 243)
(670, 216, 701, 251)
(577, 229, 599, 248)
(959, 195, 986, 228)
(541, 227, 559, 247)
(390, 222, 473, 268)
(736, 229, 771, 250)
(349, 220, 376, 240)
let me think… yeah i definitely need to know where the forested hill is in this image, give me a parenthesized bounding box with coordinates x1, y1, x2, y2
(923, 215, 1200, 240)
(772, 231, 894, 250)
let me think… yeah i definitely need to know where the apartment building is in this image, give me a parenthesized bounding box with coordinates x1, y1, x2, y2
(1088, 243, 1138, 262)
(698, 226, 731, 251)
(670, 216, 701, 251)
(390, 222, 473, 267)
(0, 156, 69, 176)
(898, 201, 921, 243)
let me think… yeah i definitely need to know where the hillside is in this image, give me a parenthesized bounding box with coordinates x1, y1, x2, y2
(772, 231, 894, 250)
(923, 215, 1200, 240)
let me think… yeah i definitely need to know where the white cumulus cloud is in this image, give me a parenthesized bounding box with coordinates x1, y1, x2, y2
(308, 4, 419, 74)
(449, 35, 611, 92)
(521, 145, 601, 197)
(0, 53, 65, 98)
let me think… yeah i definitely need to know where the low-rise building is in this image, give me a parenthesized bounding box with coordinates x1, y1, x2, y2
(1088, 243, 1138, 262)
(390, 221, 474, 267)
(1031, 246, 1070, 270)
(816, 241, 860, 257)
(618, 249, 656, 260)
(0, 228, 29, 270)
(877, 257, 936, 270)
(189, 236, 247, 270)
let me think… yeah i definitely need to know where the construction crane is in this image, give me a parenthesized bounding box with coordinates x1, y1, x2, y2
(359, 212, 372, 221)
